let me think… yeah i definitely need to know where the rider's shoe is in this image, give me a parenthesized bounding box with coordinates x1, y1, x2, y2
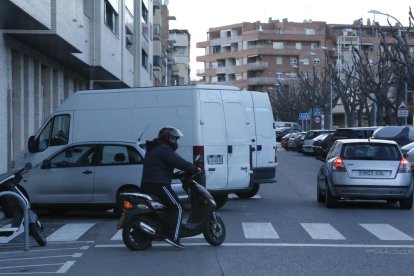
(165, 237, 185, 249)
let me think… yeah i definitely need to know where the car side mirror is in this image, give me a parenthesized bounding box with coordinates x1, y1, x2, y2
(403, 153, 408, 159)
(41, 159, 51, 169)
(28, 136, 37, 153)
(24, 162, 32, 170)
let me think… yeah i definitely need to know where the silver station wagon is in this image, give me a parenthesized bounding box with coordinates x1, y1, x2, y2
(18, 141, 185, 214)
(317, 139, 413, 209)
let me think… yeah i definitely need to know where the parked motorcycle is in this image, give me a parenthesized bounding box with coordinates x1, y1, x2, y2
(0, 163, 46, 247)
(118, 171, 226, 250)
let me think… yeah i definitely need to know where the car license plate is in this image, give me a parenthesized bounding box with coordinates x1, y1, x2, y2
(358, 170, 390, 176)
(117, 213, 125, 228)
(207, 155, 223, 165)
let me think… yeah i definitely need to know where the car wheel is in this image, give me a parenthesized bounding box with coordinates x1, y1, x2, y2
(325, 182, 337, 208)
(317, 183, 324, 203)
(400, 191, 413, 210)
(236, 183, 260, 199)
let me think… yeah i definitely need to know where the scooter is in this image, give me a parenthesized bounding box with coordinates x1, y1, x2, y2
(0, 163, 46, 247)
(118, 171, 226, 250)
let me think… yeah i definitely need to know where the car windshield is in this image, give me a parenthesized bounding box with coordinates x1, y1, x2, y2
(341, 143, 401, 161)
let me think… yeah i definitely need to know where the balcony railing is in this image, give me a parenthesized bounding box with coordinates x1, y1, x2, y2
(247, 62, 268, 70)
(247, 77, 297, 85)
(210, 36, 241, 46)
(243, 29, 325, 36)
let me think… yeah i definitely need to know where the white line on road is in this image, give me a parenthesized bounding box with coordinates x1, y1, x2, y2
(47, 223, 94, 241)
(243, 222, 279, 239)
(95, 242, 414, 248)
(57, 261, 76, 274)
(360, 224, 414, 241)
(301, 223, 346, 240)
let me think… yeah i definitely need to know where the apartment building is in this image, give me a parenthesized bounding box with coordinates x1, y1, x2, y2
(0, 0, 157, 173)
(196, 19, 330, 91)
(168, 29, 190, 85)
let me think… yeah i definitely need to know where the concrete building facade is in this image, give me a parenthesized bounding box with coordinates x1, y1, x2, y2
(0, 0, 158, 173)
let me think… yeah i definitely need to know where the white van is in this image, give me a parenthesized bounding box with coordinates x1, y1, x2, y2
(240, 91, 277, 198)
(13, 85, 275, 207)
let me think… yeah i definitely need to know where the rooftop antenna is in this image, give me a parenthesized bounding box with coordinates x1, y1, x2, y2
(137, 124, 151, 142)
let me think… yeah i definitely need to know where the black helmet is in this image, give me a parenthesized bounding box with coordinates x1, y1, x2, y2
(158, 127, 183, 150)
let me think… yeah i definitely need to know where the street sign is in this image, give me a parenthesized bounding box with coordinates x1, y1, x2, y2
(313, 108, 322, 116)
(299, 112, 310, 120)
(398, 101, 409, 117)
(314, 117, 321, 124)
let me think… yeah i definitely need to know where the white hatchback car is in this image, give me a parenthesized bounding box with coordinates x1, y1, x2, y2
(19, 141, 185, 214)
(317, 139, 413, 209)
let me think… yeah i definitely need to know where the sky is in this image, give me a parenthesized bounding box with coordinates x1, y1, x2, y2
(166, 0, 413, 80)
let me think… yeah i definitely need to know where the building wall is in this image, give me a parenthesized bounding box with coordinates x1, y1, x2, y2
(11, 0, 52, 28)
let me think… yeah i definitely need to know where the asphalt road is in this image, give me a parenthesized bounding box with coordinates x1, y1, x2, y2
(1, 148, 414, 275)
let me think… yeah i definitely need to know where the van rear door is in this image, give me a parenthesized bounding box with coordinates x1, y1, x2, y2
(221, 90, 251, 189)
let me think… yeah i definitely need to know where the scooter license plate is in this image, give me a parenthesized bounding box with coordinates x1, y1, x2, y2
(117, 213, 125, 228)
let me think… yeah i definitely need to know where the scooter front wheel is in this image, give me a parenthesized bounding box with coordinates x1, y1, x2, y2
(203, 214, 226, 246)
(122, 219, 153, 251)
(29, 221, 46, 247)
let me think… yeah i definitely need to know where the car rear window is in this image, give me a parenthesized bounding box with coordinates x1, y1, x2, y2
(341, 143, 401, 160)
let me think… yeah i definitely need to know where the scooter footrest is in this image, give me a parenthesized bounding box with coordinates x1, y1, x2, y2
(182, 223, 198, 230)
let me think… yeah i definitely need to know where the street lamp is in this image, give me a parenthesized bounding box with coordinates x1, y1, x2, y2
(368, 9, 408, 125)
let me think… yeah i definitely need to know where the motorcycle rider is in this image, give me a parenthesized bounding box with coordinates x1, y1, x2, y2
(140, 127, 199, 249)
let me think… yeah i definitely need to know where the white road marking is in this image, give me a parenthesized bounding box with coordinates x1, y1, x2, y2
(47, 223, 94, 241)
(111, 229, 122, 240)
(360, 224, 414, 241)
(57, 261, 76, 274)
(0, 224, 22, 243)
(301, 223, 346, 240)
(242, 222, 279, 239)
(229, 194, 262, 199)
(95, 242, 414, 248)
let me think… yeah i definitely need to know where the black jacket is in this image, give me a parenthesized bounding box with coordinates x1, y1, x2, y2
(141, 138, 198, 187)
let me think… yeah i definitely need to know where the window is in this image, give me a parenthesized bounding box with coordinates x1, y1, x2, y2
(296, 42, 302, 50)
(290, 57, 297, 65)
(276, 72, 283, 79)
(100, 145, 142, 165)
(301, 58, 309, 65)
(276, 56, 283, 65)
(153, 55, 160, 66)
(104, 0, 119, 35)
(305, 29, 316, 35)
(37, 114, 70, 152)
(142, 49, 148, 70)
(290, 73, 297, 79)
(311, 43, 318, 50)
(51, 145, 96, 168)
(273, 42, 284, 49)
(314, 58, 321, 65)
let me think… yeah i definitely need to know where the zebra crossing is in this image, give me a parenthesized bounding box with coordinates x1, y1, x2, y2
(2, 222, 414, 244)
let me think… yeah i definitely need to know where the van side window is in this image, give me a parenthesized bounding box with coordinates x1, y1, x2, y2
(37, 114, 70, 152)
(99, 145, 142, 165)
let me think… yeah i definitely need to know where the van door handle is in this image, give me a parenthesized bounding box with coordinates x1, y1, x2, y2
(241, 167, 248, 171)
(228, 145, 233, 154)
(82, 170, 93, 175)
(257, 145, 262, 151)
(208, 168, 216, 171)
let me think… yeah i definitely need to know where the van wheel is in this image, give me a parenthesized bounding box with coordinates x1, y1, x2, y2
(236, 183, 260, 199)
(212, 194, 228, 209)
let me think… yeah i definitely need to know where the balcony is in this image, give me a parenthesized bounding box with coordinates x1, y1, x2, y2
(247, 62, 268, 71)
(216, 66, 235, 74)
(210, 36, 241, 46)
(247, 77, 297, 85)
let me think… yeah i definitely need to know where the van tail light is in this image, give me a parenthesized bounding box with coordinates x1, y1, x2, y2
(398, 158, 411, 173)
(332, 157, 346, 172)
(193, 146, 205, 171)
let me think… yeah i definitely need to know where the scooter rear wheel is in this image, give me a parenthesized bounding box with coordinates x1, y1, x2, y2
(203, 214, 226, 246)
(122, 219, 153, 251)
(29, 222, 46, 247)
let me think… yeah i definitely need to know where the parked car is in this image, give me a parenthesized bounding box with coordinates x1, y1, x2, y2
(302, 130, 334, 154)
(18, 141, 184, 214)
(401, 142, 414, 171)
(372, 126, 414, 147)
(294, 132, 306, 152)
(274, 121, 301, 130)
(314, 133, 334, 160)
(288, 132, 305, 151)
(281, 133, 296, 151)
(317, 139, 413, 209)
(276, 127, 299, 142)
(319, 127, 378, 160)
